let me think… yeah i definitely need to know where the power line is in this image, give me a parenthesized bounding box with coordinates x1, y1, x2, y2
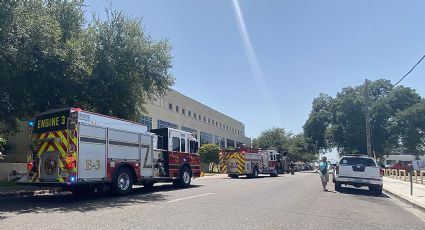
(393, 54, 425, 87)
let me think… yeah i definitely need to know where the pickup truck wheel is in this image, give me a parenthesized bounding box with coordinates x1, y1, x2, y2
(370, 185, 383, 196)
(112, 167, 133, 196)
(335, 182, 342, 192)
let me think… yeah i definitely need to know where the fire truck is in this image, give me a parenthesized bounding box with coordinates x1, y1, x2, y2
(219, 147, 280, 178)
(23, 108, 201, 195)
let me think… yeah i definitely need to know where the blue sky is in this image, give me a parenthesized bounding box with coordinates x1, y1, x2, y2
(85, 0, 425, 144)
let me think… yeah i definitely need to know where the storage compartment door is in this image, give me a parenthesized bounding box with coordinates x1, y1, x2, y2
(78, 125, 106, 181)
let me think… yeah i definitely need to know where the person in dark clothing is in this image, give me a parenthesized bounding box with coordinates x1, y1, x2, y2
(289, 161, 295, 175)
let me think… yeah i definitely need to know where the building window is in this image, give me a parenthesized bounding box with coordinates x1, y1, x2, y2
(176, 105, 179, 113)
(140, 115, 152, 130)
(188, 111, 191, 117)
(236, 142, 244, 148)
(157, 119, 178, 129)
(216, 121, 218, 126)
(203, 116, 206, 122)
(200, 131, 213, 146)
(226, 139, 235, 149)
(212, 120, 214, 125)
(194, 112, 196, 119)
(215, 135, 225, 148)
(199, 114, 201, 120)
(208, 118, 210, 124)
(169, 103, 172, 110)
(182, 126, 197, 135)
(182, 108, 185, 115)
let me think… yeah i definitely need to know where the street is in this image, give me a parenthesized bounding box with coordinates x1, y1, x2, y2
(1, 172, 425, 230)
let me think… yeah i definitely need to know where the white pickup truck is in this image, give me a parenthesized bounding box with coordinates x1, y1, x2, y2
(334, 155, 383, 196)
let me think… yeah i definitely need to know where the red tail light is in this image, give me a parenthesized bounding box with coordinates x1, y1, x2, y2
(66, 156, 76, 169)
(27, 162, 33, 172)
(335, 165, 339, 174)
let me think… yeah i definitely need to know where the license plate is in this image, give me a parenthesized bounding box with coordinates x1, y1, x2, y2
(352, 178, 363, 183)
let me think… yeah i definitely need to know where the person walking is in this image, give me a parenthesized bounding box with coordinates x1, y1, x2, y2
(319, 156, 329, 191)
(289, 161, 295, 175)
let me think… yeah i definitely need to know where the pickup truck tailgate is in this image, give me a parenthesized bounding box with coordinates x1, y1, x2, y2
(339, 165, 381, 180)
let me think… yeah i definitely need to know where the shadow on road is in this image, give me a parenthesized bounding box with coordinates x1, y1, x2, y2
(336, 186, 389, 198)
(221, 176, 268, 179)
(0, 184, 203, 215)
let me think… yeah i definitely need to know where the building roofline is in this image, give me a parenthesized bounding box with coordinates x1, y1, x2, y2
(165, 88, 245, 126)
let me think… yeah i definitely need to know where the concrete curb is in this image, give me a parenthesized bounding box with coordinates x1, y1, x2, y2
(383, 188, 425, 213)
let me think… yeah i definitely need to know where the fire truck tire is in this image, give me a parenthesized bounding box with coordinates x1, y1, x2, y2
(229, 174, 239, 178)
(175, 166, 191, 188)
(252, 167, 259, 178)
(112, 167, 134, 195)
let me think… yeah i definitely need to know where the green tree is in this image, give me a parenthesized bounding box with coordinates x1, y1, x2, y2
(287, 133, 318, 163)
(303, 93, 332, 151)
(0, 0, 88, 135)
(85, 8, 174, 120)
(303, 79, 424, 158)
(252, 127, 291, 152)
(252, 128, 318, 162)
(0, 1, 174, 138)
(0, 135, 6, 161)
(391, 100, 425, 157)
(199, 144, 220, 172)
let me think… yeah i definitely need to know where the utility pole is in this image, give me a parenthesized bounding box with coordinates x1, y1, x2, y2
(364, 79, 372, 157)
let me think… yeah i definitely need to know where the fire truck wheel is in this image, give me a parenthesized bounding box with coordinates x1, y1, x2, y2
(175, 166, 191, 188)
(271, 169, 278, 177)
(252, 167, 259, 178)
(112, 167, 133, 195)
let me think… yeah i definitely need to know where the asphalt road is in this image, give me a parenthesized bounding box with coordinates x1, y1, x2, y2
(1, 172, 425, 230)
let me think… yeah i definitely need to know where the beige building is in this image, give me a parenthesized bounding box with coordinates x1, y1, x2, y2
(143, 89, 250, 148)
(4, 89, 250, 163)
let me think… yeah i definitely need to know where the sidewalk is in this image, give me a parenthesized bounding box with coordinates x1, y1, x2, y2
(383, 176, 425, 212)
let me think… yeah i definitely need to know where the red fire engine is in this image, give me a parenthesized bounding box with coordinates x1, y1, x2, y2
(219, 147, 280, 178)
(23, 108, 201, 195)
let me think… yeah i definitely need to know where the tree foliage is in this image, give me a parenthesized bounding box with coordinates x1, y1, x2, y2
(304, 79, 425, 158)
(0, 0, 174, 136)
(252, 128, 318, 162)
(199, 144, 220, 165)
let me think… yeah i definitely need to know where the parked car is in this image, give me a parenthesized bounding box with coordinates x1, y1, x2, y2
(389, 161, 412, 171)
(334, 155, 383, 196)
